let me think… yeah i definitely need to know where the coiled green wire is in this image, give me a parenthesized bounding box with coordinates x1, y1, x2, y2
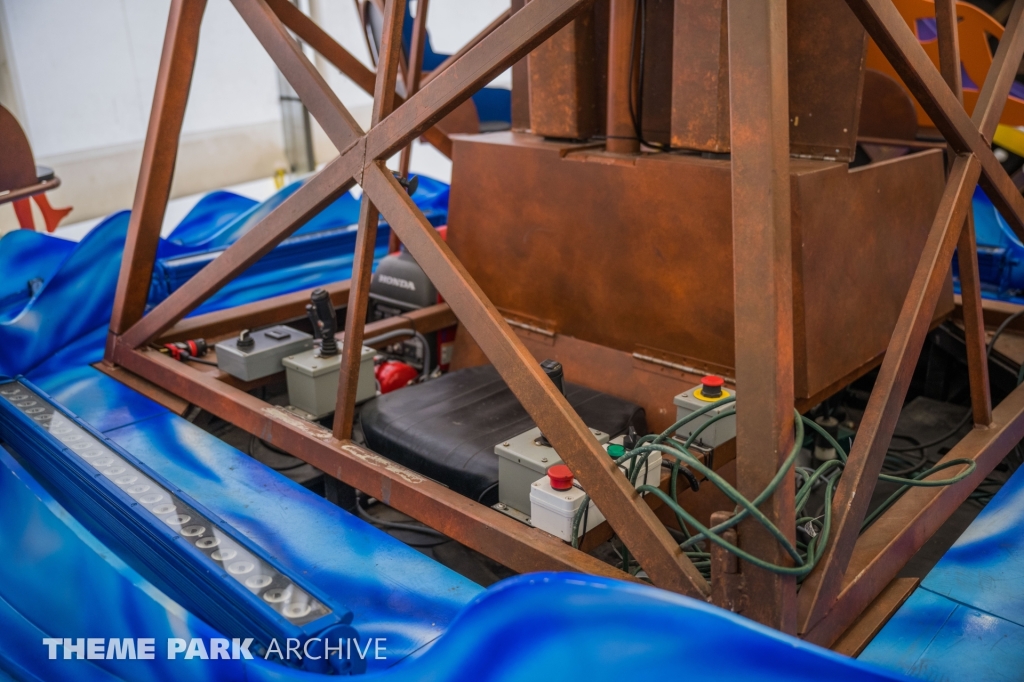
(570, 395, 976, 579)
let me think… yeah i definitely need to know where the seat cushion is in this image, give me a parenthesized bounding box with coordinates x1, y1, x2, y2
(360, 364, 647, 503)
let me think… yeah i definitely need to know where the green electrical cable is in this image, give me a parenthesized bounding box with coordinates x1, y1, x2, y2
(569, 396, 977, 580)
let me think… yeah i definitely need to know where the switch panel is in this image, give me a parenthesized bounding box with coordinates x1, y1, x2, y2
(494, 426, 608, 515)
(215, 326, 313, 382)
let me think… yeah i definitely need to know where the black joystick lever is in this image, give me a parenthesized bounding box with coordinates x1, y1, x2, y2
(307, 288, 338, 356)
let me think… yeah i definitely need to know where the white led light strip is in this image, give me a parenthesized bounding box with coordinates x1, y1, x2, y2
(0, 382, 331, 625)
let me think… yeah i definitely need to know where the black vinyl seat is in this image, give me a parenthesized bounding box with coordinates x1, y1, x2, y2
(360, 364, 647, 504)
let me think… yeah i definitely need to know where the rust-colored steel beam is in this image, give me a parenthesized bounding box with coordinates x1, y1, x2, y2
(420, 9, 512, 89)
(107, 0, 206, 347)
(936, 0, 991, 426)
(393, 0, 429, 252)
(121, 149, 362, 348)
(233, 0, 363, 149)
(973, 0, 1024, 141)
(361, 161, 710, 598)
(110, 343, 633, 582)
(262, 0, 452, 157)
(158, 281, 353, 343)
(265, 0, 376, 93)
(122, 0, 589, 350)
(844, 0, 1024, 238)
(397, 0, 429, 181)
(727, 0, 797, 632)
(798, 152, 982, 634)
(605, 0, 639, 154)
(804, 379, 1024, 647)
(365, 0, 594, 163)
(335, 0, 406, 441)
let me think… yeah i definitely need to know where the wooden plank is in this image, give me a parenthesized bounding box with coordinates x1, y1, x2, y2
(973, 0, 1024, 140)
(158, 281, 352, 343)
(262, 0, 451, 156)
(231, 0, 362, 148)
(92, 362, 190, 416)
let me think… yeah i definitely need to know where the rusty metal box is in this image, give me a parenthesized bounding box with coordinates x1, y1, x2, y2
(448, 132, 952, 410)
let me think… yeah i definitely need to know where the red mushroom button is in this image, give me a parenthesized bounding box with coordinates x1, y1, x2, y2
(547, 464, 574, 491)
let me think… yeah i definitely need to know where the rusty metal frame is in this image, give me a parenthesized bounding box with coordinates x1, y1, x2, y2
(105, 0, 710, 600)
(795, 0, 1024, 640)
(101, 0, 1024, 643)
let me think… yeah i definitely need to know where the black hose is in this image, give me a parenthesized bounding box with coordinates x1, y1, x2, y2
(355, 493, 447, 539)
(364, 328, 432, 378)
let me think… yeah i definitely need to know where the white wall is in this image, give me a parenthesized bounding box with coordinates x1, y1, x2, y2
(0, 0, 510, 236)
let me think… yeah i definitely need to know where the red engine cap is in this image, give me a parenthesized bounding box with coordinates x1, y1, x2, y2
(375, 360, 419, 394)
(547, 464, 574, 491)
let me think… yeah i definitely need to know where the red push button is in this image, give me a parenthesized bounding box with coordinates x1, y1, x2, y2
(547, 464, 574, 491)
(701, 375, 725, 398)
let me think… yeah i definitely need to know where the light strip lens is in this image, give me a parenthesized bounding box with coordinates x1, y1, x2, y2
(0, 382, 330, 626)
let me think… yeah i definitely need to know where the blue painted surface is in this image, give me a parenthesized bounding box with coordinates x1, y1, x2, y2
(0, 211, 130, 378)
(953, 188, 1024, 302)
(28, 364, 169, 433)
(0, 367, 918, 681)
(861, 461, 1024, 679)
(0, 177, 450, 379)
(397, 5, 510, 127)
(0, 427, 913, 681)
(103, 411, 480, 663)
(0, 229, 75, 321)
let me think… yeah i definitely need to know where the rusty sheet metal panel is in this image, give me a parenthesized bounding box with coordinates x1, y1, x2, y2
(791, 150, 951, 400)
(670, 0, 731, 151)
(527, 0, 608, 139)
(668, 0, 866, 160)
(529, 13, 599, 139)
(447, 132, 948, 401)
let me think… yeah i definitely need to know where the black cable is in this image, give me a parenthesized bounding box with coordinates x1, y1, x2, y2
(578, 501, 591, 547)
(889, 310, 1024, 453)
(181, 353, 218, 366)
(364, 328, 432, 379)
(625, 0, 685, 153)
(477, 481, 498, 503)
(355, 493, 447, 538)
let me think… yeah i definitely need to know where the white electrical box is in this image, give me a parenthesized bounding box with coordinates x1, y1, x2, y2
(529, 450, 662, 542)
(282, 344, 376, 419)
(673, 383, 735, 448)
(494, 426, 609, 515)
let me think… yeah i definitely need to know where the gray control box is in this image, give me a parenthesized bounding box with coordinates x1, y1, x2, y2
(673, 386, 736, 447)
(215, 326, 313, 381)
(494, 426, 608, 515)
(282, 344, 376, 419)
